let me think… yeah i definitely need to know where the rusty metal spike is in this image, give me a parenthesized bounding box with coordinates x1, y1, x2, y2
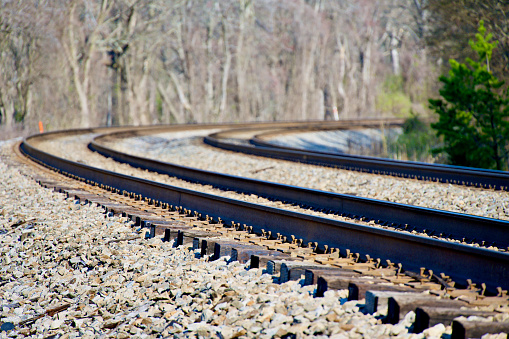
(324, 245, 329, 254)
(420, 267, 426, 276)
(496, 287, 507, 297)
(467, 279, 474, 290)
(376, 258, 381, 268)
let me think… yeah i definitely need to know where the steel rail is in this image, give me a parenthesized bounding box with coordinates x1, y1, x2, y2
(91, 118, 404, 143)
(19, 128, 509, 292)
(203, 128, 509, 191)
(90, 130, 509, 249)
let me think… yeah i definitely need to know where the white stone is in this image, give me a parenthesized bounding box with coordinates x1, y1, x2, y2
(423, 323, 446, 338)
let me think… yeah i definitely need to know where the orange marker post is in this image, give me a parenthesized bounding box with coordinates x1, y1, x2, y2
(38, 121, 44, 133)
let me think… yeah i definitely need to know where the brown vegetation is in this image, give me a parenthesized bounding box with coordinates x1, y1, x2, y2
(0, 0, 507, 138)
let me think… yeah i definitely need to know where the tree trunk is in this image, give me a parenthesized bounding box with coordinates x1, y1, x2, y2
(157, 82, 184, 124)
(63, 6, 91, 128)
(205, 14, 215, 123)
(169, 70, 193, 120)
(62, 1, 110, 128)
(236, 0, 251, 120)
(360, 38, 372, 116)
(317, 89, 325, 120)
(219, 34, 232, 121)
(301, 37, 318, 120)
(390, 30, 400, 76)
(337, 41, 349, 119)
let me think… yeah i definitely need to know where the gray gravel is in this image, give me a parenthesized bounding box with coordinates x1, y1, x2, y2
(0, 140, 474, 338)
(101, 131, 509, 222)
(29, 132, 506, 252)
(264, 128, 399, 155)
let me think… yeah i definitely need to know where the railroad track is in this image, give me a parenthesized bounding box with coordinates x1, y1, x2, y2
(17, 121, 509, 337)
(204, 125, 509, 191)
(91, 128, 509, 250)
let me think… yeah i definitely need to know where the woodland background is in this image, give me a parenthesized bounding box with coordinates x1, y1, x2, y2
(0, 0, 508, 139)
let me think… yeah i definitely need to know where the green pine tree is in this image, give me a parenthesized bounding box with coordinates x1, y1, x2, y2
(429, 20, 509, 170)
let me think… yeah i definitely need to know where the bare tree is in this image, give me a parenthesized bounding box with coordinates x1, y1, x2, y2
(58, 0, 114, 127)
(0, 1, 46, 131)
(0, 0, 454, 135)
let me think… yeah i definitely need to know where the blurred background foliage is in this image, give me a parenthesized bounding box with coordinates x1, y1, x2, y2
(1, 0, 508, 167)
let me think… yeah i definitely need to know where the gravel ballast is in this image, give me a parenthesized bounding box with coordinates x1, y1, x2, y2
(31, 132, 509, 251)
(105, 132, 509, 221)
(3, 138, 509, 338)
(261, 128, 400, 155)
(0, 141, 432, 338)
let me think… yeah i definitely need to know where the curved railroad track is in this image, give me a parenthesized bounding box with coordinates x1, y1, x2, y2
(204, 126, 509, 191)
(90, 127, 509, 251)
(17, 120, 509, 337)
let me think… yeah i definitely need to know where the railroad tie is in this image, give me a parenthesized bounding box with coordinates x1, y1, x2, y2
(249, 252, 289, 269)
(413, 307, 498, 334)
(348, 281, 429, 301)
(230, 244, 268, 263)
(451, 319, 509, 339)
(386, 293, 467, 325)
(266, 258, 303, 275)
(279, 262, 327, 284)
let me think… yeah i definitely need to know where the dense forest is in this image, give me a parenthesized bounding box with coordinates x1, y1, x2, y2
(0, 0, 508, 138)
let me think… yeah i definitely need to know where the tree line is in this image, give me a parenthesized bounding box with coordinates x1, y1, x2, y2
(0, 0, 508, 142)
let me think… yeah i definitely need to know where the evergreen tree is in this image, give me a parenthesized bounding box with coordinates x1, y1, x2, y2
(429, 21, 509, 170)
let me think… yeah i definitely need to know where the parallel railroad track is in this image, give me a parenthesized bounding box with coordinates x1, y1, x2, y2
(17, 121, 509, 337)
(204, 125, 509, 191)
(91, 128, 509, 251)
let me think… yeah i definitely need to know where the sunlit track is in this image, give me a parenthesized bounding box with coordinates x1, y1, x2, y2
(19, 122, 509, 295)
(204, 126, 509, 191)
(90, 128, 509, 250)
